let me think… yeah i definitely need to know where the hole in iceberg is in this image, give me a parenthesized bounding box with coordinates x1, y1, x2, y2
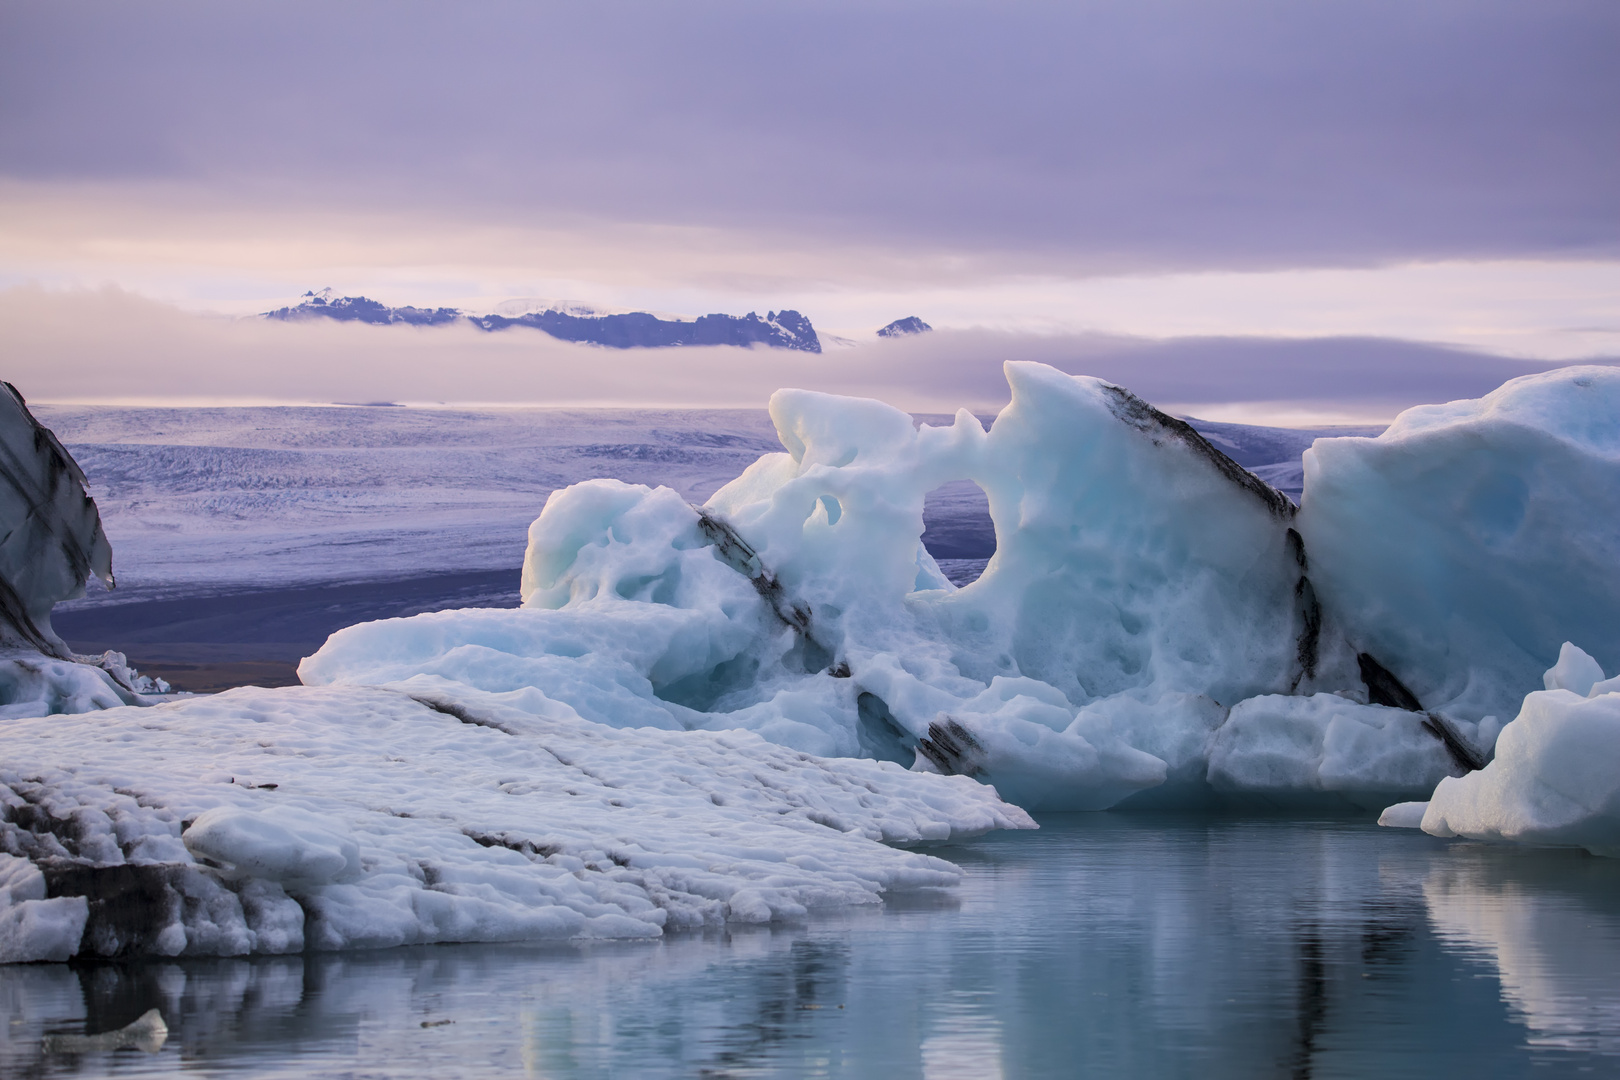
(922, 480, 995, 587)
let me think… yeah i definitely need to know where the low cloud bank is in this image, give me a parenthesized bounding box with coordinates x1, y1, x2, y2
(3, 287, 1603, 423)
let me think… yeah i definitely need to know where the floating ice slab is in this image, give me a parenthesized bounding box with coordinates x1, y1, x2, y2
(1208, 694, 1455, 810)
(1415, 645, 1620, 857)
(0, 682, 1032, 962)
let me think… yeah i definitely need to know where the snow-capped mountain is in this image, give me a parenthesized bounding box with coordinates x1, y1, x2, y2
(263, 289, 461, 328)
(264, 291, 822, 353)
(877, 316, 932, 337)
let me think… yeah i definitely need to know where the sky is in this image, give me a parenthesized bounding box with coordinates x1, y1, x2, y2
(3, 0, 1617, 420)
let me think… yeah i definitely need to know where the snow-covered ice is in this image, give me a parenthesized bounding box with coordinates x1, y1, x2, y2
(0, 681, 1031, 962)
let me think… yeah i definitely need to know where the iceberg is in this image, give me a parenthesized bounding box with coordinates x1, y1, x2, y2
(0, 682, 1031, 962)
(298, 362, 1416, 808)
(306, 362, 1618, 809)
(1397, 644, 1620, 857)
(306, 364, 1317, 808)
(0, 381, 168, 714)
(0, 381, 115, 657)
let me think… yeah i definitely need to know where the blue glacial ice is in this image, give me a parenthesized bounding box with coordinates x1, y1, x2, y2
(301, 362, 1620, 813)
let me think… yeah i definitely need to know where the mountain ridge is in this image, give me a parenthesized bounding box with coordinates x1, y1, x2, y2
(265, 290, 822, 353)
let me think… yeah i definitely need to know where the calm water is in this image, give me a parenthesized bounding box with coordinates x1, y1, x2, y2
(6, 815, 1620, 1078)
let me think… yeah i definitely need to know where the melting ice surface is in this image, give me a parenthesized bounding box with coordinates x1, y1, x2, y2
(7, 817, 1620, 1079)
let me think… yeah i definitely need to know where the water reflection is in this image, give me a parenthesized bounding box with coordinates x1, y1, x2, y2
(3, 817, 1618, 1078)
(1422, 846, 1620, 1054)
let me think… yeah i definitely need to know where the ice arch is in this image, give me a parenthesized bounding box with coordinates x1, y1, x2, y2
(303, 362, 1618, 811)
(306, 363, 1340, 808)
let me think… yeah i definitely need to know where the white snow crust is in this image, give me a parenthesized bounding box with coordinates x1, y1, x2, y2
(1412, 644, 1620, 857)
(0, 682, 1031, 962)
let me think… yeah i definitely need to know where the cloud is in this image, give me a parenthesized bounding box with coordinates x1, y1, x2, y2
(4, 287, 1600, 423)
(2, 0, 1616, 276)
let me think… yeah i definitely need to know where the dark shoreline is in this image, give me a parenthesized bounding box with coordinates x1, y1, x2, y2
(56, 570, 522, 692)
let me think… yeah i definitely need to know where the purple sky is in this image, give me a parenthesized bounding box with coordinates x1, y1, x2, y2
(2, 0, 1617, 417)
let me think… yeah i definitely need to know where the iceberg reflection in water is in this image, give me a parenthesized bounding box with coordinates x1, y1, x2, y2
(5, 817, 1618, 1078)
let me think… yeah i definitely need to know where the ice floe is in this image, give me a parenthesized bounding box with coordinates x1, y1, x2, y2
(0, 681, 1031, 962)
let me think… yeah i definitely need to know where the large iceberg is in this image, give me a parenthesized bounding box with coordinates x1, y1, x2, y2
(306, 364, 1319, 808)
(305, 360, 1614, 810)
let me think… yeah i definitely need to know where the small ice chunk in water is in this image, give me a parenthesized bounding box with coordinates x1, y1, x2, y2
(42, 1009, 167, 1055)
(1377, 801, 1429, 829)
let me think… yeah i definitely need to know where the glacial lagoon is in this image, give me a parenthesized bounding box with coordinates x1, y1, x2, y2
(7, 815, 1619, 1078)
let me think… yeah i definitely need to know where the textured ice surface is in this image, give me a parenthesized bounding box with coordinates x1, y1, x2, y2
(304, 363, 1377, 809)
(1411, 644, 1620, 857)
(1298, 365, 1620, 725)
(1208, 694, 1455, 809)
(0, 648, 156, 719)
(0, 383, 115, 655)
(0, 682, 1031, 962)
(307, 363, 1617, 811)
